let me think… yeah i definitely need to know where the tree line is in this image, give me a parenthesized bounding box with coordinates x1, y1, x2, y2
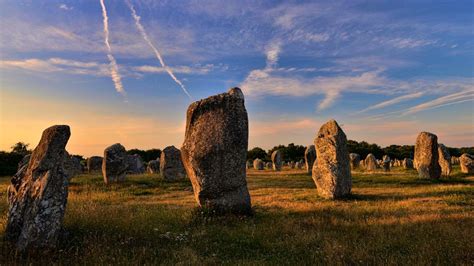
(1, 141, 473, 176)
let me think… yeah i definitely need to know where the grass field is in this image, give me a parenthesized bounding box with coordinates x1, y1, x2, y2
(1, 166, 473, 264)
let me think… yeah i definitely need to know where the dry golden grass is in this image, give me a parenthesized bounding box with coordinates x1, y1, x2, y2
(0, 166, 473, 264)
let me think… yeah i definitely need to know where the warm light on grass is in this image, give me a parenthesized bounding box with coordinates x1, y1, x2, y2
(0, 166, 473, 264)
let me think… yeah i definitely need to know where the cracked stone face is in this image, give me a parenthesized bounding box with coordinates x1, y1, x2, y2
(160, 146, 187, 181)
(414, 132, 441, 179)
(6, 125, 71, 251)
(181, 87, 252, 214)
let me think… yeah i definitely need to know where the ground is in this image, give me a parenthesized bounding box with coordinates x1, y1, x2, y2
(1, 166, 473, 264)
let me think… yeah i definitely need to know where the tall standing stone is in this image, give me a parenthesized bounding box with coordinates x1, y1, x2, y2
(6, 125, 71, 251)
(402, 158, 414, 169)
(147, 159, 160, 174)
(438, 144, 452, 177)
(181, 87, 252, 214)
(87, 156, 103, 173)
(271, 150, 283, 171)
(365, 153, 377, 171)
(312, 119, 351, 199)
(414, 132, 441, 179)
(349, 153, 361, 170)
(382, 155, 391, 172)
(459, 153, 474, 174)
(160, 146, 186, 181)
(63, 152, 83, 179)
(126, 154, 145, 174)
(304, 145, 316, 175)
(102, 143, 128, 184)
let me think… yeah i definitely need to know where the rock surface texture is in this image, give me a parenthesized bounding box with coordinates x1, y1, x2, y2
(127, 154, 145, 174)
(147, 159, 160, 174)
(253, 159, 264, 170)
(181, 87, 252, 214)
(437, 144, 452, 177)
(87, 156, 103, 173)
(312, 119, 352, 199)
(6, 125, 71, 251)
(304, 145, 316, 175)
(102, 143, 128, 184)
(160, 146, 187, 181)
(365, 154, 378, 171)
(414, 132, 441, 179)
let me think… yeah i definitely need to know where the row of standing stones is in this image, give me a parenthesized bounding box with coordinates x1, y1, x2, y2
(5, 87, 474, 252)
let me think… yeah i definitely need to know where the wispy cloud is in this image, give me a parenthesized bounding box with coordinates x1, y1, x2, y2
(127, 1, 191, 99)
(134, 64, 219, 75)
(358, 92, 424, 113)
(59, 4, 73, 11)
(402, 90, 474, 115)
(0, 58, 109, 76)
(100, 0, 126, 96)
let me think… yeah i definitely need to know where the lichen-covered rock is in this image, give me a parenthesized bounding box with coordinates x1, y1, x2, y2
(349, 153, 360, 170)
(402, 158, 414, 169)
(102, 143, 128, 184)
(438, 144, 452, 177)
(127, 154, 145, 174)
(304, 145, 316, 175)
(147, 159, 160, 174)
(414, 132, 441, 179)
(253, 158, 264, 170)
(365, 153, 377, 171)
(312, 119, 351, 199)
(87, 156, 103, 173)
(459, 153, 474, 174)
(271, 150, 283, 171)
(382, 155, 391, 172)
(6, 125, 71, 251)
(181, 87, 251, 214)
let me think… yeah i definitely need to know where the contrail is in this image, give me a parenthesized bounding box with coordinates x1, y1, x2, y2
(100, 0, 126, 96)
(127, 1, 192, 99)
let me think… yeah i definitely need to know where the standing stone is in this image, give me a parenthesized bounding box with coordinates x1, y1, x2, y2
(160, 146, 186, 181)
(438, 144, 452, 177)
(87, 156, 103, 173)
(126, 154, 145, 174)
(349, 153, 361, 170)
(266, 162, 272, 169)
(17, 154, 31, 171)
(63, 152, 83, 179)
(102, 143, 128, 184)
(290, 161, 296, 169)
(147, 159, 160, 174)
(6, 125, 70, 251)
(459, 153, 474, 174)
(181, 87, 251, 214)
(382, 155, 391, 172)
(253, 158, 264, 170)
(246, 161, 252, 169)
(414, 132, 441, 179)
(271, 150, 283, 171)
(295, 161, 303, 169)
(365, 153, 377, 171)
(402, 158, 414, 169)
(304, 145, 316, 175)
(312, 119, 351, 199)
(451, 156, 459, 165)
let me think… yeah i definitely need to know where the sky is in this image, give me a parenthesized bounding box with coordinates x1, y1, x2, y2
(0, 0, 473, 157)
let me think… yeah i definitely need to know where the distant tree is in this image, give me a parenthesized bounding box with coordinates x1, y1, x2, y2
(347, 140, 384, 159)
(0, 151, 23, 176)
(127, 148, 162, 162)
(247, 147, 268, 161)
(10, 142, 30, 156)
(268, 143, 306, 162)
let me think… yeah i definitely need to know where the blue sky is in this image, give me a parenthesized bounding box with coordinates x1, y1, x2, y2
(0, 0, 473, 156)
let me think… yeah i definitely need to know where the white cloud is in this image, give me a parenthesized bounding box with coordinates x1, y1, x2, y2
(402, 90, 474, 115)
(59, 4, 73, 11)
(134, 64, 218, 75)
(358, 92, 424, 113)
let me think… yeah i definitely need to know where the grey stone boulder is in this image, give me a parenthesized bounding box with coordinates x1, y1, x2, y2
(459, 153, 474, 174)
(402, 158, 414, 169)
(312, 119, 351, 199)
(87, 156, 103, 173)
(304, 145, 316, 175)
(253, 158, 264, 170)
(160, 146, 186, 181)
(437, 144, 452, 177)
(364, 153, 378, 171)
(414, 132, 441, 179)
(382, 155, 391, 172)
(102, 143, 128, 184)
(147, 159, 160, 174)
(6, 125, 71, 251)
(63, 152, 83, 179)
(271, 150, 283, 171)
(181, 87, 252, 214)
(349, 153, 361, 170)
(127, 154, 145, 174)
